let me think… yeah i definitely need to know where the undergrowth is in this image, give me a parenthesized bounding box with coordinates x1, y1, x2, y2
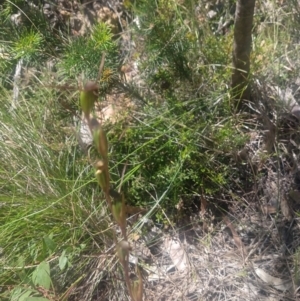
(1, 0, 300, 300)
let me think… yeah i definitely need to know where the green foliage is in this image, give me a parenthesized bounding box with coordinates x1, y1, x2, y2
(0, 86, 111, 299)
(12, 29, 43, 60)
(32, 261, 52, 289)
(10, 286, 51, 301)
(60, 22, 118, 81)
(0, 1, 61, 83)
(2, 0, 300, 299)
(109, 94, 244, 217)
(0, 0, 26, 19)
(133, 0, 192, 80)
(105, 0, 244, 219)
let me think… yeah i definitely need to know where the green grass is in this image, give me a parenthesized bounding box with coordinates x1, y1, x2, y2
(1, 0, 300, 300)
(0, 3, 121, 298)
(0, 85, 112, 300)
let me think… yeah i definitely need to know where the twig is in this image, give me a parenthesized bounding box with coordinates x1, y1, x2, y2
(97, 52, 106, 83)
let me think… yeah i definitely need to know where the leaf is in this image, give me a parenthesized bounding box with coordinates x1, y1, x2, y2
(280, 196, 293, 221)
(11, 287, 34, 301)
(18, 290, 33, 301)
(17, 256, 25, 268)
(163, 236, 188, 272)
(32, 261, 51, 290)
(43, 235, 56, 253)
(59, 250, 68, 271)
(255, 268, 293, 292)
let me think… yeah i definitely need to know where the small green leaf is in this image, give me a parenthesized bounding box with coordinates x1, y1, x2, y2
(11, 287, 34, 301)
(19, 290, 33, 301)
(43, 235, 56, 253)
(17, 256, 25, 268)
(32, 261, 51, 290)
(59, 250, 68, 271)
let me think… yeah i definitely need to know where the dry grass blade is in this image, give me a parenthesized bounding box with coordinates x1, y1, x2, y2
(97, 52, 106, 83)
(223, 216, 246, 258)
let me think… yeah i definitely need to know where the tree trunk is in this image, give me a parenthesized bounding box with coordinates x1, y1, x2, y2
(231, 0, 256, 109)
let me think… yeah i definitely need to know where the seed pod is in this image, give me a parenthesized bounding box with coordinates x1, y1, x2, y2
(136, 266, 143, 301)
(80, 81, 98, 119)
(130, 265, 143, 301)
(116, 244, 126, 265)
(131, 279, 143, 301)
(118, 240, 132, 251)
(93, 126, 108, 159)
(116, 240, 131, 266)
(95, 160, 105, 171)
(112, 196, 123, 225)
(95, 169, 107, 191)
